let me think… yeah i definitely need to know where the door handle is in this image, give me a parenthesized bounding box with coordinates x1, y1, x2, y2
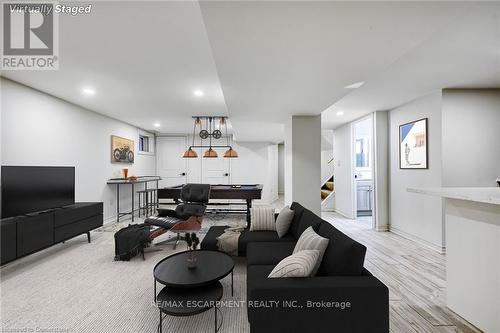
(180, 172, 186, 176)
(223, 173, 229, 177)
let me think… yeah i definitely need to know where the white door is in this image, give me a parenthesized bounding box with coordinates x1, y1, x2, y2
(157, 137, 187, 187)
(202, 147, 230, 185)
(187, 157, 202, 184)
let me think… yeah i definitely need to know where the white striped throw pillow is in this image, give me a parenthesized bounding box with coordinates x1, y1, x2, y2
(268, 250, 320, 278)
(250, 207, 276, 231)
(275, 205, 295, 238)
(293, 226, 330, 276)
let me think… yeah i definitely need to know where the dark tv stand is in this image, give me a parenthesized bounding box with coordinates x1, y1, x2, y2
(1, 202, 103, 265)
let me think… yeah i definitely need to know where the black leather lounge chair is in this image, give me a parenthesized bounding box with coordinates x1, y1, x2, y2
(145, 183, 210, 249)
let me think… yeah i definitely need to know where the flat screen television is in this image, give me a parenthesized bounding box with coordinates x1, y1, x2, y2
(1, 166, 75, 218)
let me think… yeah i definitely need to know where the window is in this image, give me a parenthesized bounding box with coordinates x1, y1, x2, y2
(137, 131, 155, 155)
(355, 138, 370, 168)
(139, 135, 150, 152)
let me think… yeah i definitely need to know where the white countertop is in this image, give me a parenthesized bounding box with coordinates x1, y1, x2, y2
(407, 187, 500, 205)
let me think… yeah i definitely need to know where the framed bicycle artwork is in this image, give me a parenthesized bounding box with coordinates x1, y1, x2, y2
(111, 135, 135, 163)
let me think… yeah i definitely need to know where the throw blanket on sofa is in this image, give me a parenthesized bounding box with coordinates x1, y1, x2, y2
(216, 226, 245, 256)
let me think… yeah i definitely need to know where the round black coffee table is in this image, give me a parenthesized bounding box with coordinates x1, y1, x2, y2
(153, 250, 234, 333)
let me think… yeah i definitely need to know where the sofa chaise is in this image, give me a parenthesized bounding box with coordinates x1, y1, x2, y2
(201, 202, 389, 333)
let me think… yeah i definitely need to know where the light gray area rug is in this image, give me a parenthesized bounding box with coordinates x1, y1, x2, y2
(0, 216, 251, 333)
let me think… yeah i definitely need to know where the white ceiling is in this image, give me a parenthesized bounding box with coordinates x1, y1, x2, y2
(322, 1, 500, 128)
(199, 1, 476, 140)
(2, 2, 228, 135)
(2, 1, 498, 142)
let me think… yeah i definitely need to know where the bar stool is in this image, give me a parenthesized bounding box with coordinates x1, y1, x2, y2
(148, 187, 159, 214)
(137, 189, 156, 217)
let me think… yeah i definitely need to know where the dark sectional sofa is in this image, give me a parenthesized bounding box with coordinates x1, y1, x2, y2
(201, 202, 389, 333)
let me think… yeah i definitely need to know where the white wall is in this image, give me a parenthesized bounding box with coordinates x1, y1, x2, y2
(321, 130, 334, 211)
(321, 130, 334, 183)
(442, 89, 500, 187)
(389, 92, 444, 251)
(0, 79, 2, 209)
(373, 111, 389, 231)
(278, 143, 285, 194)
(267, 144, 279, 203)
(1, 78, 156, 222)
(173, 135, 278, 204)
(353, 116, 373, 180)
(332, 123, 355, 218)
(230, 141, 279, 204)
(284, 115, 321, 215)
(284, 118, 293, 205)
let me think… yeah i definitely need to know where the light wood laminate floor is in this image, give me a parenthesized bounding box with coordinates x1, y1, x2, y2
(322, 212, 481, 333)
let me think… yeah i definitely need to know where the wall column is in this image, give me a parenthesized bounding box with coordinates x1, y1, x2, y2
(284, 115, 321, 215)
(373, 111, 389, 231)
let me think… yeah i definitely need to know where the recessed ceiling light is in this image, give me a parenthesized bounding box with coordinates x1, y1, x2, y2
(82, 87, 96, 95)
(336, 111, 344, 116)
(344, 81, 364, 89)
(154, 123, 161, 128)
(193, 90, 204, 97)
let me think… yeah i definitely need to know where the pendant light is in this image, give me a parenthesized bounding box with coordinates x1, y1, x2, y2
(203, 117, 218, 158)
(203, 148, 218, 158)
(182, 116, 239, 158)
(183, 148, 197, 158)
(223, 118, 238, 158)
(223, 147, 238, 158)
(183, 119, 198, 158)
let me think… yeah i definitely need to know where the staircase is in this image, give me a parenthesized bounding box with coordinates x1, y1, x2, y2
(321, 176, 334, 202)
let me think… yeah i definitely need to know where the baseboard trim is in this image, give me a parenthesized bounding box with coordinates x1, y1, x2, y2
(103, 213, 138, 226)
(103, 215, 120, 226)
(375, 225, 389, 232)
(333, 209, 355, 219)
(390, 226, 446, 254)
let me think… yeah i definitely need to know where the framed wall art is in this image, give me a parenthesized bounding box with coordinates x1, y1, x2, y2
(111, 135, 135, 163)
(399, 118, 428, 169)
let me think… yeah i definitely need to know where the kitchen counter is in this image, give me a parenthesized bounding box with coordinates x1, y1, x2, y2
(409, 186, 500, 332)
(407, 187, 500, 205)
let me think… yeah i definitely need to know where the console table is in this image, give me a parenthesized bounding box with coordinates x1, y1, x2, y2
(107, 176, 161, 222)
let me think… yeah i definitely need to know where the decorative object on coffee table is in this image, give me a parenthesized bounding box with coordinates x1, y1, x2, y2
(153, 250, 235, 333)
(121, 168, 128, 179)
(185, 232, 200, 269)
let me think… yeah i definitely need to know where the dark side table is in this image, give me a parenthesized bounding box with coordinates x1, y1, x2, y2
(153, 250, 235, 333)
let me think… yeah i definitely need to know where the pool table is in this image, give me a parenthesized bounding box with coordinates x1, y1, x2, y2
(158, 184, 263, 223)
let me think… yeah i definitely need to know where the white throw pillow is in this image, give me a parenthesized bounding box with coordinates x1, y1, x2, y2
(293, 226, 329, 276)
(250, 207, 276, 231)
(268, 250, 320, 278)
(275, 206, 295, 238)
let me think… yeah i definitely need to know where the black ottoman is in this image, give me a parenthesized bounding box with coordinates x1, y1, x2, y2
(201, 226, 296, 256)
(201, 225, 229, 251)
